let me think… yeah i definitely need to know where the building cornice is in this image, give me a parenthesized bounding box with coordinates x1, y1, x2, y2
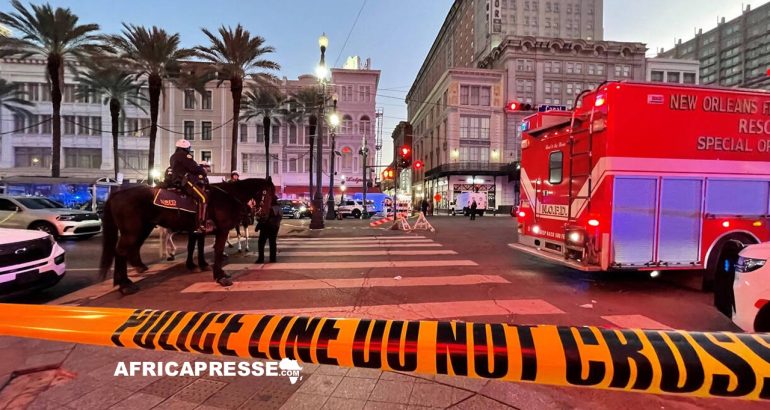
(478, 36, 647, 68)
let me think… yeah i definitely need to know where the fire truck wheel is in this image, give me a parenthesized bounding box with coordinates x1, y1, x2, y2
(707, 235, 755, 317)
(754, 305, 770, 332)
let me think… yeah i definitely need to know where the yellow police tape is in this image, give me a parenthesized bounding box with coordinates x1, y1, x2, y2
(0, 303, 768, 400)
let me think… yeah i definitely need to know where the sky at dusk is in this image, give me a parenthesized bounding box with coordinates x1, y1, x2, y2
(0, 0, 757, 162)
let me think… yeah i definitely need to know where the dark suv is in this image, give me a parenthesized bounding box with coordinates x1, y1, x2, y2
(279, 200, 311, 219)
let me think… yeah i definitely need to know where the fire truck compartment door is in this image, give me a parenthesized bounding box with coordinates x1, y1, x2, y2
(657, 179, 703, 265)
(611, 177, 657, 266)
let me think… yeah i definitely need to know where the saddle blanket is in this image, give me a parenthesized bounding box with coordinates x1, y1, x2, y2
(153, 189, 197, 213)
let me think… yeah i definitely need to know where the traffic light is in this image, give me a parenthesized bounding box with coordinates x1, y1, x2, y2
(399, 145, 411, 168)
(506, 101, 533, 112)
(413, 160, 424, 170)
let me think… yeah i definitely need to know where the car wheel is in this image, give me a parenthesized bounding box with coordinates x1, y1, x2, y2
(754, 305, 770, 332)
(30, 221, 57, 237)
(352, 209, 361, 219)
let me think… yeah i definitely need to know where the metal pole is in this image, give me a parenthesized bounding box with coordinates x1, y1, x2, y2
(310, 82, 325, 229)
(361, 141, 368, 219)
(325, 129, 336, 220)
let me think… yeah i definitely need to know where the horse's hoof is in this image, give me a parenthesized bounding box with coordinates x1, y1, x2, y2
(255, 259, 264, 264)
(136, 265, 149, 274)
(119, 282, 140, 295)
(200, 265, 211, 271)
(166, 256, 175, 261)
(227, 244, 234, 248)
(217, 276, 233, 287)
(237, 249, 242, 253)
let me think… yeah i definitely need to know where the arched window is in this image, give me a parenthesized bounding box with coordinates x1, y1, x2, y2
(360, 115, 371, 136)
(341, 146, 353, 170)
(342, 115, 353, 134)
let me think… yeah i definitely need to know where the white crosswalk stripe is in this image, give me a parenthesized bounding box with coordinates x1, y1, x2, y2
(182, 274, 508, 293)
(175, 234, 672, 328)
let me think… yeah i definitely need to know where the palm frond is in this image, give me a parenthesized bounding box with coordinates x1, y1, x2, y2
(0, 78, 33, 117)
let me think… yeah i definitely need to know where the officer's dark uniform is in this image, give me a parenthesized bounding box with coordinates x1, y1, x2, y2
(256, 195, 281, 263)
(170, 147, 208, 232)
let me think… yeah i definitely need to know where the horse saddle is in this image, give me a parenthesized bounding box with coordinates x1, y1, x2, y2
(153, 188, 197, 213)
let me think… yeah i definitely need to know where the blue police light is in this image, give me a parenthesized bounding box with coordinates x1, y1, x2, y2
(520, 121, 530, 132)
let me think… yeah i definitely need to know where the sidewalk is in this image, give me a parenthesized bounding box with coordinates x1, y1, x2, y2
(0, 220, 761, 409)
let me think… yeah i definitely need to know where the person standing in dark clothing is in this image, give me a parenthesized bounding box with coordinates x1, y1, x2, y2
(256, 195, 282, 264)
(420, 198, 429, 215)
(470, 200, 478, 220)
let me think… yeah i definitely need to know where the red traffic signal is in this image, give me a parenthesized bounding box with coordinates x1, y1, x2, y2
(413, 160, 424, 169)
(506, 101, 533, 112)
(400, 146, 411, 157)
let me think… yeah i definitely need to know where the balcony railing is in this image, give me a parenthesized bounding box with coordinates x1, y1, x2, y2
(424, 162, 512, 178)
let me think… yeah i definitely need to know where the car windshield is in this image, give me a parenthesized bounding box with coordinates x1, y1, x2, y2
(15, 197, 65, 209)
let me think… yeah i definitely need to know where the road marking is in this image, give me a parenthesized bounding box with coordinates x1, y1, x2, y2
(231, 299, 564, 320)
(66, 268, 99, 272)
(277, 240, 433, 246)
(601, 314, 673, 330)
(182, 274, 508, 293)
(278, 250, 458, 257)
(278, 243, 443, 249)
(278, 238, 434, 243)
(279, 236, 427, 241)
(226, 260, 477, 270)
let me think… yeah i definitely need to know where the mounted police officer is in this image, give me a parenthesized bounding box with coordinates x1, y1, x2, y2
(229, 170, 240, 182)
(170, 139, 208, 233)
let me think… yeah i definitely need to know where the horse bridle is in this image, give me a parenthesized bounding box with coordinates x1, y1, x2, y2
(211, 185, 270, 221)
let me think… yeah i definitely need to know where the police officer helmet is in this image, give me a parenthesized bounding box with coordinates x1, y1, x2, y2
(175, 139, 191, 150)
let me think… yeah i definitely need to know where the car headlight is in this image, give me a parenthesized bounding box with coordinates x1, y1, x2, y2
(56, 214, 78, 221)
(736, 256, 766, 273)
(299, 206, 307, 212)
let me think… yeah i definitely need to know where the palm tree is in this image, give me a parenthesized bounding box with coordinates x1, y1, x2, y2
(195, 24, 279, 173)
(103, 24, 196, 182)
(0, 78, 33, 117)
(0, 0, 101, 177)
(75, 64, 147, 178)
(240, 86, 283, 178)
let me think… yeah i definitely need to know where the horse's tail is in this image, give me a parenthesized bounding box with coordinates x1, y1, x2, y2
(99, 199, 119, 280)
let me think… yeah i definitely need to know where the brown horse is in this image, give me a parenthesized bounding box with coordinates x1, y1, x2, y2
(99, 178, 275, 294)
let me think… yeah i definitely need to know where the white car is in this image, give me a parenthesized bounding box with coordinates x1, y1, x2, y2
(732, 242, 770, 332)
(0, 195, 102, 238)
(337, 200, 376, 218)
(0, 228, 66, 294)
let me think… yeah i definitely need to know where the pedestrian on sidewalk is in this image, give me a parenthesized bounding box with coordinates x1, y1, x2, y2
(470, 200, 478, 220)
(256, 195, 282, 264)
(420, 198, 429, 215)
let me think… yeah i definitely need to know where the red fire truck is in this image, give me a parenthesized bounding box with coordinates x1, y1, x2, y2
(512, 81, 770, 294)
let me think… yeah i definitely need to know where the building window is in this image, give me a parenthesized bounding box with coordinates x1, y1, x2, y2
(202, 91, 212, 110)
(460, 85, 469, 105)
(256, 125, 265, 143)
(667, 72, 681, 83)
(199, 121, 211, 140)
(359, 85, 371, 102)
(240, 123, 248, 143)
(342, 115, 353, 134)
(63, 85, 75, 103)
(184, 121, 195, 140)
(15, 147, 52, 168)
(271, 121, 280, 144)
(184, 89, 196, 109)
(200, 151, 212, 164)
(460, 85, 492, 106)
(651, 70, 664, 82)
(289, 123, 298, 144)
(65, 148, 101, 169)
(683, 72, 696, 84)
(460, 116, 490, 140)
(549, 151, 563, 184)
(120, 149, 149, 170)
(360, 116, 371, 136)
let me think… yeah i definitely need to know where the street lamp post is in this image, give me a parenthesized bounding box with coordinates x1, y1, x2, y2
(326, 96, 339, 220)
(310, 33, 329, 230)
(359, 139, 369, 219)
